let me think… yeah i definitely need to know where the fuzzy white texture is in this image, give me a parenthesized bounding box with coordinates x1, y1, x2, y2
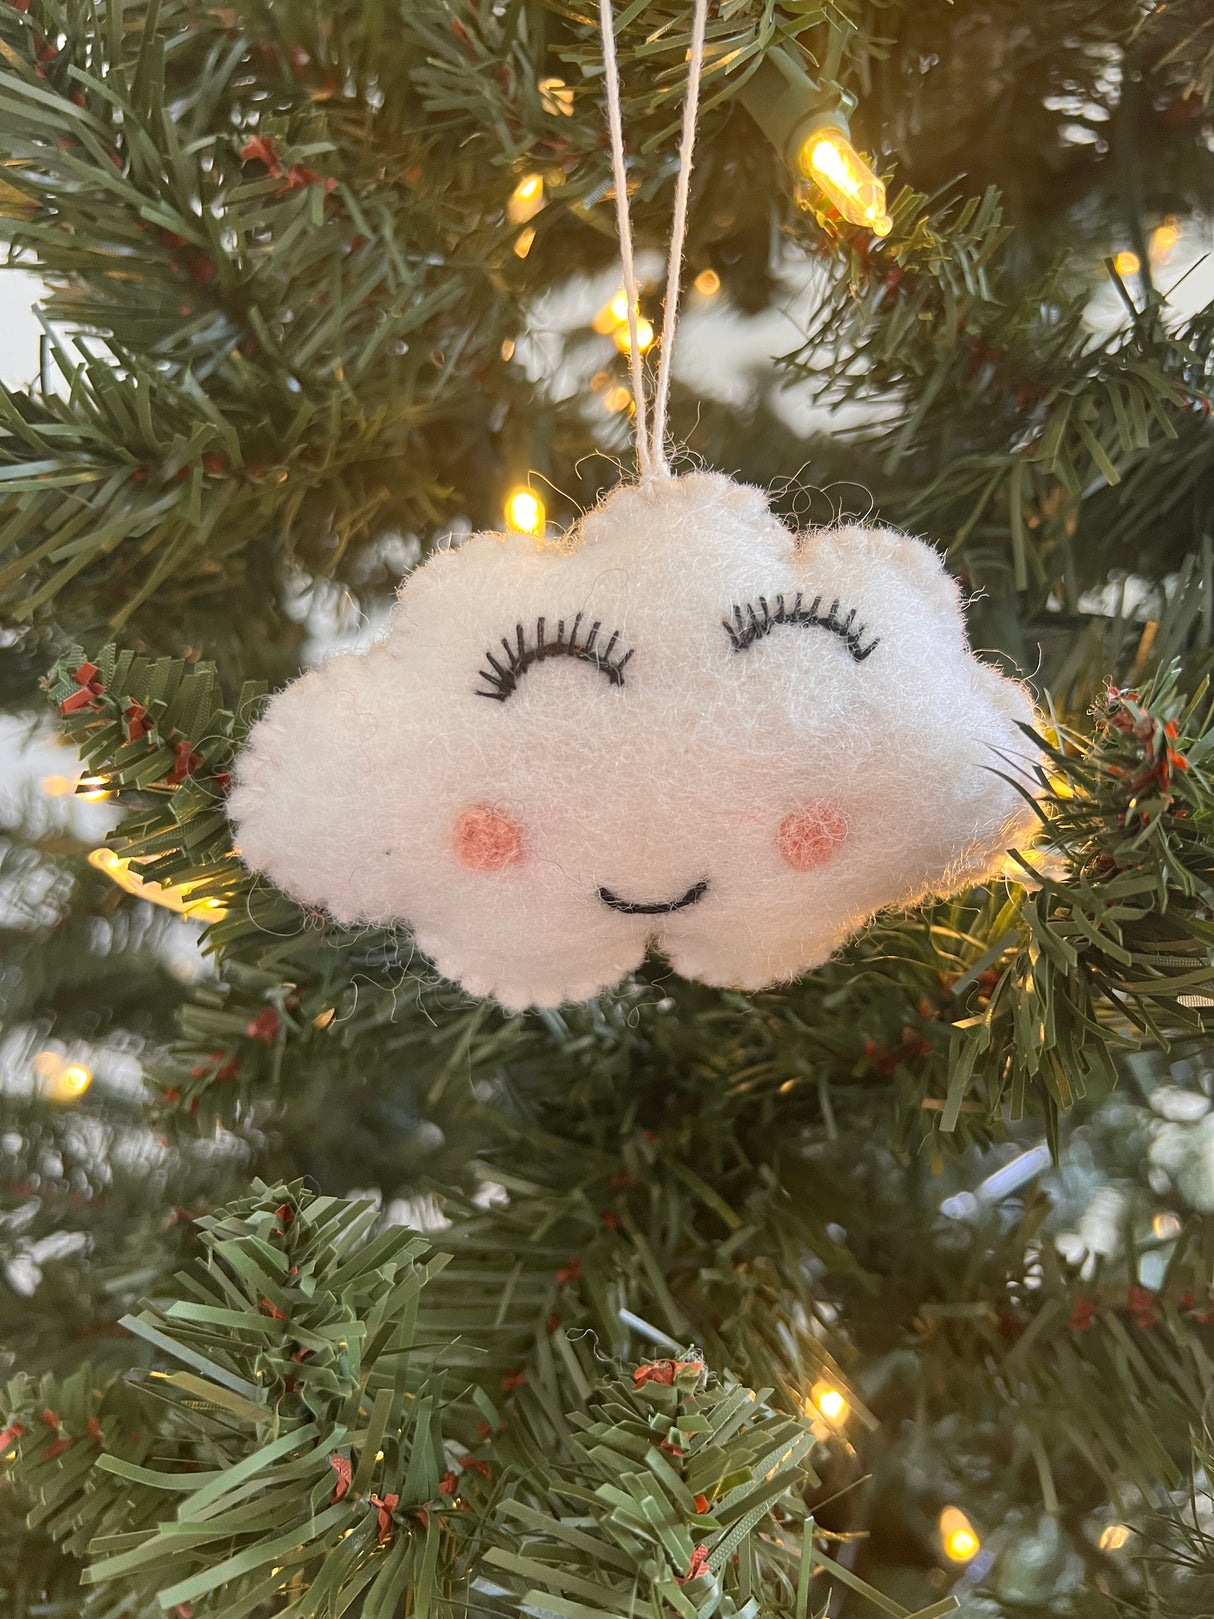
(230, 471, 1041, 1009)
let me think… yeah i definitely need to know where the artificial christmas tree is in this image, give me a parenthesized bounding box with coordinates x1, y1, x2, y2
(3, 1, 1214, 1615)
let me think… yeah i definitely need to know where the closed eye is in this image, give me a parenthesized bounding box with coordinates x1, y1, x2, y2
(723, 594, 879, 662)
(476, 614, 634, 701)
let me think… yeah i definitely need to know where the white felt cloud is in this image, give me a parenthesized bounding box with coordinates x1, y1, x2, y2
(230, 472, 1040, 1009)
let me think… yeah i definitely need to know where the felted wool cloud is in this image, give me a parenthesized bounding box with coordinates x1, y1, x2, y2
(229, 472, 1040, 1010)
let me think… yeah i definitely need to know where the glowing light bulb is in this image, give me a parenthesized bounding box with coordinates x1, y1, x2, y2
(812, 1372, 848, 1424)
(538, 78, 574, 117)
(1152, 1211, 1181, 1240)
(939, 1506, 980, 1562)
(1113, 250, 1140, 276)
(603, 385, 632, 414)
(613, 316, 653, 354)
(41, 774, 73, 797)
(1152, 218, 1180, 256)
(507, 173, 544, 225)
(513, 226, 536, 259)
(90, 847, 131, 884)
(78, 777, 109, 800)
(693, 268, 721, 297)
(799, 129, 892, 236)
(89, 846, 224, 918)
(51, 1064, 93, 1101)
(813, 1386, 847, 1421)
(500, 338, 515, 361)
(593, 290, 628, 334)
(505, 487, 545, 536)
(190, 897, 229, 920)
(1099, 1523, 1131, 1552)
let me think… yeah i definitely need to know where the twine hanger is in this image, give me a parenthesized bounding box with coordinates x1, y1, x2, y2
(598, 0, 709, 480)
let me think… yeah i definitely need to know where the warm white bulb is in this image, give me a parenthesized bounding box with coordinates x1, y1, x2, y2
(939, 1506, 980, 1562)
(51, 1064, 93, 1101)
(613, 316, 654, 354)
(506, 488, 545, 536)
(800, 131, 892, 237)
(1099, 1523, 1131, 1552)
(507, 173, 545, 224)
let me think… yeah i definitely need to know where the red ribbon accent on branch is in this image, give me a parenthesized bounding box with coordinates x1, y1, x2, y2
(246, 1009, 281, 1045)
(679, 1545, 710, 1583)
(240, 135, 282, 177)
(633, 1359, 703, 1388)
(368, 1492, 399, 1543)
(329, 1453, 352, 1502)
(0, 1422, 25, 1452)
(166, 740, 203, 785)
(60, 662, 105, 714)
(124, 700, 154, 740)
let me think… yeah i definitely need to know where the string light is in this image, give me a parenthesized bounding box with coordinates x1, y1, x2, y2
(89, 846, 228, 920)
(1113, 250, 1140, 276)
(736, 52, 890, 238)
(513, 226, 536, 259)
(500, 338, 515, 361)
(799, 127, 892, 235)
(693, 268, 721, 297)
(1152, 1211, 1181, 1240)
(939, 1506, 980, 1563)
(1152, 217, 1180, 257)
(505, 487, 545, 537)
(603, 385, 632, 413)
(810, 1382, 848, 1422)
(613, 315, 654, 354)
(54, 1064, 93, 1099)
(35, 1050, 94, 1101)
(1099, 1523, 1131, 1552)
(78, 777, 109, 801)
(507, 173, 544, 225)
(538, 78, 574, 117)
(41, 774, 73, 797)
(594, 289, 632, 335)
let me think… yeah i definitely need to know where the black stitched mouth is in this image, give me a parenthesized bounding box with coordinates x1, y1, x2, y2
(597, 880, 709, 916)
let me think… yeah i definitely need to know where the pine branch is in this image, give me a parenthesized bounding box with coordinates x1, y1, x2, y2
(2, 1180, 467, 1618)
(783, 190, 1210, 606)
(946, 663, 1214, 1138)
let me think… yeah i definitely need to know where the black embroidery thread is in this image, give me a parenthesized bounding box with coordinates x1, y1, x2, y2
(476, 614, 634, 701)
(598, 880, 708, 915)
(723, 593, 879, 662)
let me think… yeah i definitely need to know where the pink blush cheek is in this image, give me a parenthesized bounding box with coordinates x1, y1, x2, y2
(778, 804, 848, 871)
(452, 805, 525, 871)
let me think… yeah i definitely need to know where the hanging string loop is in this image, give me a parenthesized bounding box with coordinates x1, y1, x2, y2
(598, 0, 653, 478)
(598, 0, 710, 480)
(649, 0, 709, 471)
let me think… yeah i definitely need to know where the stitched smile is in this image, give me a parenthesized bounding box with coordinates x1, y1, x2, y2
(597, 880, 709, 915)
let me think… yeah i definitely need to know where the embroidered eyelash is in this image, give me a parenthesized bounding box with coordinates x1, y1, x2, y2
(476, 614, 635, 701)
(723, 593, 880, 663)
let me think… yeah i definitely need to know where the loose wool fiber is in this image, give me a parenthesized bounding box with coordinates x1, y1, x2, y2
(230, 472, 1041, 1009)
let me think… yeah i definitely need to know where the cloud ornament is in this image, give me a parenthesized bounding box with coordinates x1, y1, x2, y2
(229, 472, 1040, 1010)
